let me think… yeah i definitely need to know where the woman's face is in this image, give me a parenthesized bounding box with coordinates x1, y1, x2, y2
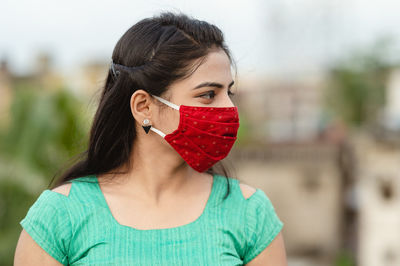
(156, 49, 236, 135)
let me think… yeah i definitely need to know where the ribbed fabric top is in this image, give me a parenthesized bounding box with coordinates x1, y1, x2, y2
(20, 173, 284, 265)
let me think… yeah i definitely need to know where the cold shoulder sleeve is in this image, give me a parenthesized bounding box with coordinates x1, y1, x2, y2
(243, 189, 284, 264)
(19, 189, 72, 265)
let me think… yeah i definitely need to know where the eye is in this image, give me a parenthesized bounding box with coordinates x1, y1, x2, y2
(197, 90, 235, 100)
(198, 90, 216, 99)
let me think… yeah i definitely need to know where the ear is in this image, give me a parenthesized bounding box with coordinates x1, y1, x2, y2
(130, 90, 153, 125)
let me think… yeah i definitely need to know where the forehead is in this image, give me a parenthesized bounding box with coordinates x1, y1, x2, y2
(191, 49, 232, 81)
(170, 49, 233, 91)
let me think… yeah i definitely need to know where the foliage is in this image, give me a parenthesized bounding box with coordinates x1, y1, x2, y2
(0, 85, 90, 266)
(334, 249, 356, 266)
(324, 37, 397, 127)
(235, 110, 251, 146)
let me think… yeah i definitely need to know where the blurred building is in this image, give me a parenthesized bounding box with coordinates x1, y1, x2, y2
(237, 73, 328, 144)
(354, 132, 400, 266)
(230, 138, 351, 266)
(66, 60, 108, 98)
(0, 52, 65, 91)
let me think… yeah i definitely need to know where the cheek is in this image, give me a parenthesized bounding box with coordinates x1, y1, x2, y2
(160, 109, 180, 134)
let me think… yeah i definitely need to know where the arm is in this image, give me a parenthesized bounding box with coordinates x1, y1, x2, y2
(14, 229, 64, 266)
(245, 232, 287, 266)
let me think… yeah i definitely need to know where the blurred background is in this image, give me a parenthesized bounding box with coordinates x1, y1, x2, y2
(1, 0, 400, 265)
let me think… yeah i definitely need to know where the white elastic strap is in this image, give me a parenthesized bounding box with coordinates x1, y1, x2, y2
(152, 95, 180, 110)
(150, 126, 166, 138)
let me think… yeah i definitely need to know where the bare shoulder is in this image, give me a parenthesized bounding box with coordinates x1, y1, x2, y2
(51, 182, 72, 197)
(238, 180, 257, 200)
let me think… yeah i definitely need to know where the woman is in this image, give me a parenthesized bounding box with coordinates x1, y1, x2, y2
(14, 11, 287, 265)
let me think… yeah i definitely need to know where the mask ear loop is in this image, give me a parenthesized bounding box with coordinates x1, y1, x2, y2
(152, 95, 180, 111)
(150, 127, 166, 138)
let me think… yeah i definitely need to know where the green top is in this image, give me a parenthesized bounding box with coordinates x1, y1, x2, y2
(20, 173, 283, 265)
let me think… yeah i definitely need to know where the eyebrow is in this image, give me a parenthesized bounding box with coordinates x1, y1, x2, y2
(193, 80, 235, 90)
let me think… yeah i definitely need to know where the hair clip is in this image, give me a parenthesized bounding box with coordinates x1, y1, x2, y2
(110, 60, 120, 79)
(110, 60, 146, 80)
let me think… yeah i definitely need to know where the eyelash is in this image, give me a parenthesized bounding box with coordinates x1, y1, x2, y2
(199, 90, 235, 99)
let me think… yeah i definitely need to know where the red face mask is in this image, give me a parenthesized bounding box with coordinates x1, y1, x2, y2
(149, 95, 240, 172)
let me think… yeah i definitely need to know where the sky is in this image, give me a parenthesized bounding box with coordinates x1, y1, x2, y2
(1, 0, 400, 78)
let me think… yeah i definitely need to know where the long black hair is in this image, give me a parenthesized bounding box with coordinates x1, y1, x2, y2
(49, 11, 238, 200)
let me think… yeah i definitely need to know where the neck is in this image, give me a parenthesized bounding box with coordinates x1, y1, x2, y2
(102, 135, 198, 206)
